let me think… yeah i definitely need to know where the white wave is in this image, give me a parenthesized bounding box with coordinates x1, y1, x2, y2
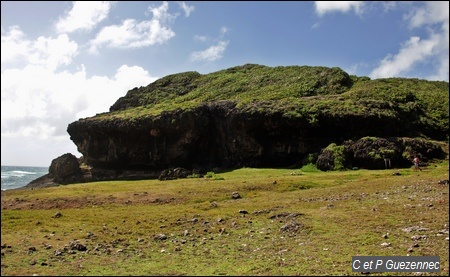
(1, 170, 37, 178)
(11, 170, 36, 175)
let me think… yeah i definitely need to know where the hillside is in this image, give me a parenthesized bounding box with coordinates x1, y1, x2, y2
(36, 64, 449, 185)
(97, 63, 448, 141)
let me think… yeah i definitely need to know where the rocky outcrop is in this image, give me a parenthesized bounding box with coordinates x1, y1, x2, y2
(48, 153, 84, 183)
(158, 167, 193, 181)
(25, 153, 85, 188)
(316, 137, 446, 171)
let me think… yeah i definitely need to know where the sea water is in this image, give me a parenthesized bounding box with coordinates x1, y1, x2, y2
(1, 165, 48, 190)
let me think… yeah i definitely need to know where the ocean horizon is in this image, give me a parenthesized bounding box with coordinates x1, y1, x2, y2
(1, 165, 48, 191)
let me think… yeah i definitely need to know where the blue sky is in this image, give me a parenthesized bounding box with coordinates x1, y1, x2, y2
(1, 1, 449, 167)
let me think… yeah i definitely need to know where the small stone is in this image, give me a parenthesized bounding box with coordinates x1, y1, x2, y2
(231, 192, 241, 199)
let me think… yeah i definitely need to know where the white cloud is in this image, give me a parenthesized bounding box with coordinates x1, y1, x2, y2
(314, 1, 449, 81)
(1, 63, 156, 166)
(1, 22, 157, 166)
(30, 35, 79, 71)
(380, 2, 398, 13)
(1, 63, 155, 136)
(55, 1, 116, 33)
(1, 26, 29, 65)
(178, 1, 195, 17)
(369, 36, 438, 79)
(406, 1, 449, 29)
(88, 1, 176, 53)
(191, 26, 230, 63)
(2, 64, 83, 139)
(76, 65, 157, 119)
(1, 26, 78, 71)
(190, 40, 229, 62)
(314, 1, 365, 17)
(370, 2, 449, 81)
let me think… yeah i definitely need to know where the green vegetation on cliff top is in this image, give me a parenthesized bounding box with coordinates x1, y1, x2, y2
(88, 64, 448, 136)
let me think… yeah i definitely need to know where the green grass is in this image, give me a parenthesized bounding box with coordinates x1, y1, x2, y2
(1, 161, 449, 276)
(91, 65, 448, 136)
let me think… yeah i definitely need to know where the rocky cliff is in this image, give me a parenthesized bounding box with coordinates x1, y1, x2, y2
(29, 64, 450, 186)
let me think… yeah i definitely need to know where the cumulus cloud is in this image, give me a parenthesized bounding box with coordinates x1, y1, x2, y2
(1, 62, 156, 165)
(190, 40, 229, 62)
(2, 26, 78, 72)
(406, 1, 449, 29)
(191, 26, 230, 62)
(76, 65, 157, 119)
(88, 1, 176, 53)
(314, 1, 365, 17)
(370, 2, 449, 80)
(1, 26, 29, 65)
(56, 1, 116, 33)
(31, 35, 78, 71)
(1, 63, 155, 136)
(1, 24, 157, 165)
(369, 36, 438, 79)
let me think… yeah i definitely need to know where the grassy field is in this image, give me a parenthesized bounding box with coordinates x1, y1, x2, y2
(1, 161, 449, 276)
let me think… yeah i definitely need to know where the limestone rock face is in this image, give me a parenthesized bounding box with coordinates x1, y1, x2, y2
(67, 101, 327, 178)
(67, 101, 446, 179)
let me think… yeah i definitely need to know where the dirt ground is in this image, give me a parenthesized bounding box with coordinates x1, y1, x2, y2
(1, 190, 177, 211)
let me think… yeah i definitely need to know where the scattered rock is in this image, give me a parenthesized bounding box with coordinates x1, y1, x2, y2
(231, 192, 241, 199)
(154, 234, 167, 241)
(269, 212, 303, 219)
(411, 235, 427, 240)
(69, 241, 87, 251)
(158, 167, 191, 181)
(280, 221, 303, 232)
(52, 211, 62, 218)
(402, 226, 429, 233)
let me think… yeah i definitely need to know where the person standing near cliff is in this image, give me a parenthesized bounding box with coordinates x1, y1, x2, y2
(413, 155, 422, 171)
